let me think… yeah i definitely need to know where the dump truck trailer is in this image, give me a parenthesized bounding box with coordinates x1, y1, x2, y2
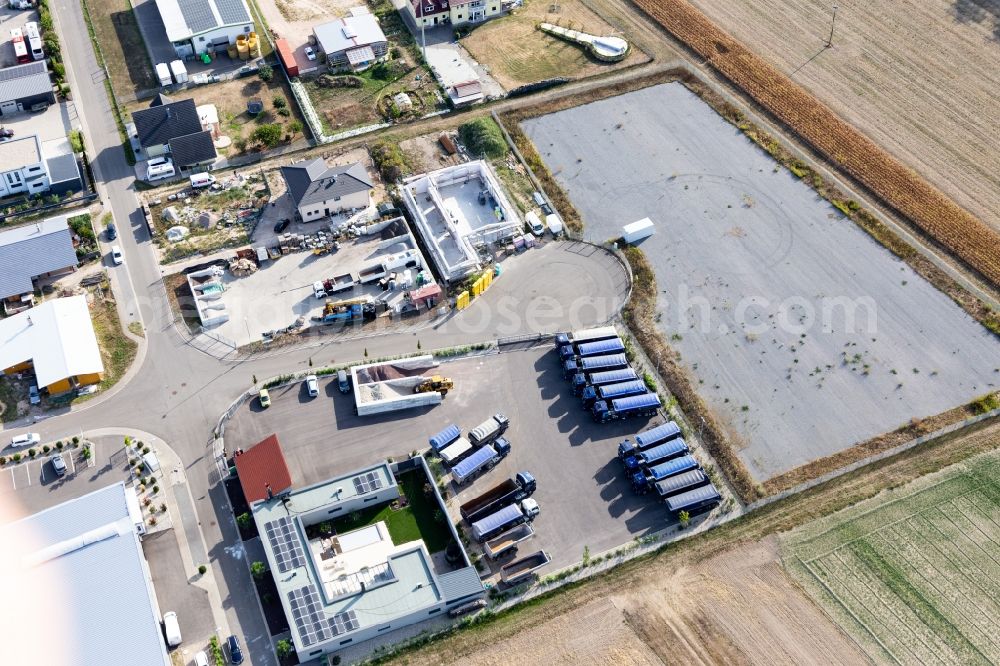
(483, 523, 535, 560)
(452, 438, 511, 485)
(571, 367, 639, 396)
(581, 379, 648, 410)
(471, 499, 539, 542)
(500, 550, 551, 584)
(554, 326, 618, 352)
(592, 392, 661, 423)
(563, 353, 629, 379)
(559, 336, 624, 361)
(468, 413, 510, 447)
(460, 472, 537, 524)
(429, 424, 461, 452)
(654, 469, 709, 499)
(666, 482, 722, 517)
(618, 421, 682, 461)
(623, 437, 689, 472)
(440, 437, 474, 466)
(632, 455, 699, 494)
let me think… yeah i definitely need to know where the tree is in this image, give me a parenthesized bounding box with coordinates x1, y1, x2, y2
(250, 560, 267, 579)
(251, 123, 282, 148)
(257, 61, 273, 81)
(458, 117, 507, 159)
(276, 639, 292, 659)
(678, 510, 691, 529)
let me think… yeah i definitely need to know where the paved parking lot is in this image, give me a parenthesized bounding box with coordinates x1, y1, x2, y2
(225, 345, 672, 571)
(0, 101, 76, 142)
(144, 528, 216, 661)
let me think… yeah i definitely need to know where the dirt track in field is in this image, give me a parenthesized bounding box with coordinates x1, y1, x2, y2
(684, 0, 1000, 234)
(630, 0, 1000, 288)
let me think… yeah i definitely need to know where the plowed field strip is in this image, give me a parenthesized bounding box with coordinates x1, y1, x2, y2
(632, 0, 1000, 287)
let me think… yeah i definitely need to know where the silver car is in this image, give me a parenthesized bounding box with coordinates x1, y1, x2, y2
(305, 374, 319, 397)
(50, 455, 66, 477)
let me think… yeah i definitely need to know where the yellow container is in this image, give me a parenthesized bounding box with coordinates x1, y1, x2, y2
(237, 40, 249, 60)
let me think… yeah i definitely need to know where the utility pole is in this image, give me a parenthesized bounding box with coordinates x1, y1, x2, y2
(826, 5, 839, 48)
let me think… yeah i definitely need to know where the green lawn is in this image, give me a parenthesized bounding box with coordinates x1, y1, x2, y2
(332, 469, 452, 553)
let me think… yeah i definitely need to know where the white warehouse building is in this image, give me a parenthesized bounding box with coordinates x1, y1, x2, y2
(401, 161, 521, 282)
(154, 0, 254, 57)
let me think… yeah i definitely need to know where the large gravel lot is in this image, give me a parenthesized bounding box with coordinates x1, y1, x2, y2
(523, 82, 1000, 481)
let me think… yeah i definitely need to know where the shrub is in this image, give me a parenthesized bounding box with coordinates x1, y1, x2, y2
(257, 61, 273, 81)
(42, 445, 50, 454)
(0, 456, 6, 465)
(678, 510, 691, 528)
(56, 441, 64, 450)
(198, 564, 207, 575)
(272, 94, 287, 108)
(28, 448, 37, 458)
(72, 436, 79, 445)
(13, 453, 22, 463)
(250, 560, 267, 579)
(234, 137, 248, 153)
(458, 117, 507, 159)
(276, 106, 290, 117)
(276, 639, 292, 659)
(236, 512, 251, 530)
(288, 119, 303, 136)
(251, 123, 282, 148)
(160, 503, 167, 512)
(149, 516, 157, 526)
(142, 446, 150, 454)
(370, 140, 410, 182)
(210, 636, 225, 666)
(152, 484, 160, 494)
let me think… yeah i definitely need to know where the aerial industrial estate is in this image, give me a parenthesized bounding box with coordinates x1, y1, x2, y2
(0, 0, 998, 664)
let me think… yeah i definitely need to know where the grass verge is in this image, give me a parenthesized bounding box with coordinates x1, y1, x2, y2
(0, 377, 23, 424)
(90, 291, 139, 392)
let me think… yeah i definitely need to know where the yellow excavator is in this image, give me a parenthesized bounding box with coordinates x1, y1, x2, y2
(415, 375, 454, 396)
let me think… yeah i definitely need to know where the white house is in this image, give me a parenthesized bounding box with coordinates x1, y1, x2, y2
(0, 134, 49, 197)
(313, 13, 388, 71)
(154, 0, 254, 57)
(280, 159, 373, 221)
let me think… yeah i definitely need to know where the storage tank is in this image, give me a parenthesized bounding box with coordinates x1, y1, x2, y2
(237, 35, 249, 60)
(248, 32, 260, 57)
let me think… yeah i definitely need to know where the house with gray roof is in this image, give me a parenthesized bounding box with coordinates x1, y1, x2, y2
(0, 482, 170, 666)
(0, 60, 55, 116)
(154, 0, 254, 57)
(280, 159, 373, 221)
(252, 457, 484, 663)
(130, 97, 216, 171)
(0, 214, 78, 312)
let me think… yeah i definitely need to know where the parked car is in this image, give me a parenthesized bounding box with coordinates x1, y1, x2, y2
(525, 211, 545, 236)
(11, 432, 40, 448)
(226, 635, 244, 664)
(258, 389, 271, 408)
(50, 455, 66, 477)
(194, 652, 209, 666)
(106, 222, 117, 240)
(110, 245, 124, 265)
(274, 218, 291, 233)
(28, 384, 40, 405)
(0, 128, 13, 139)
(304, 46, 317, 61)
(337, 369, 350, 394)
(162, 611, 182, 647)
(305, 374, 318, 397)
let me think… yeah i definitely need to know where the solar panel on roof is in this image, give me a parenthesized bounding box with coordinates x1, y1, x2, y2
(288, 584, 334, 647)
(329, 610, 359, 636)
(264, 516, 305, 573)
(0, 60, 46, 82)
(216, 0, 250, 25)
(177, 0, 218, 34)
(352, 470, 382, 495)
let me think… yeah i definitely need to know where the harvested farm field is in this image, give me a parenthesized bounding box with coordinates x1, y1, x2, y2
(784, 449, 1000, 664)
(631, 0, 1000, 287)
(522, 82, 1000, 483)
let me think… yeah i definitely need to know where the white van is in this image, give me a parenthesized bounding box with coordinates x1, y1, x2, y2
(162, 611, 182, 647)
(189, 173, 216, 189)
(146, 157, 175, 181)
(545, 213, 564, 237)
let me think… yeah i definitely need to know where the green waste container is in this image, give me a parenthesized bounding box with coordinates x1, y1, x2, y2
(201, 52, 211, 64)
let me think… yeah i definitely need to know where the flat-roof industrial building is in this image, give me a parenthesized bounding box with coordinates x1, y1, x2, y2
(0, 483, 169, 666)
(251, 459, 484, 662)
(401, 161, 520, 282)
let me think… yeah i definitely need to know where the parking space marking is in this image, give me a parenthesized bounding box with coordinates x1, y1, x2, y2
(6, 467, 15, 492)
(67, 452, 75, 475)
(24, 463, 31, 486)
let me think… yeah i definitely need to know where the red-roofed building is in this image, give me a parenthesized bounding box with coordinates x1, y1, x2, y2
(234, 434, 292, 504)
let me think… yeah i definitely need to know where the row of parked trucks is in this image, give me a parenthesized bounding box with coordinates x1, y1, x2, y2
(430, 413, 512, 483)
(555, 327, 661, 423)
(618, 420, 722, 517)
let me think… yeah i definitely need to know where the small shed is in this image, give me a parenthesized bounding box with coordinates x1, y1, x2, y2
(409, 283, 442, 308)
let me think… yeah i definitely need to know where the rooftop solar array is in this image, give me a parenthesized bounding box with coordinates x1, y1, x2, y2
(288, 584, 360, 647)
(177, 0, 218, 34)
(353, 470, 382, 495)
(0, 60, 46, 82)
(264, 516, 305, 573)
(215, 0, 250, 25)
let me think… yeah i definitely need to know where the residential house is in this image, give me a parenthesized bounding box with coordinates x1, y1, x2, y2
(0, 295, 104, 395)
(0, 60, 55, 116)
(154, 0, 254, 57)
(130, 97, 217, 173)
(406, 0, 501, 27)
(280, 159, 372, 221)
(313, 13, 388, 71)
(0, 134, 82, 198)
(0, 215, 78, 313)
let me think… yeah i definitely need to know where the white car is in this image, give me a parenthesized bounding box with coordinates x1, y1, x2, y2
(111, 245, 124, 265)
(194, 651, 209, 666)
(305, 374, 319, 397)
(304, 46, 317, 61)
(11, 432, 40, 448)
(525, 211, 545, 236)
